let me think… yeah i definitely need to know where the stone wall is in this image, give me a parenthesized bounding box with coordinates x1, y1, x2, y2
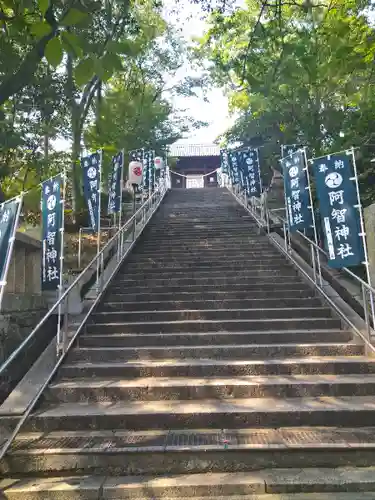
(0, 232, 53, 404)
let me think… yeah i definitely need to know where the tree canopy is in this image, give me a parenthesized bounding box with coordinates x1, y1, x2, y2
(0, 0, 211, 213)
(196, 0, 375, 203)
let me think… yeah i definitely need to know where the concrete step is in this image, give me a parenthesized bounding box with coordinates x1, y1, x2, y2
(79, 329, 352, 348)
(47, 374, 375, 403)
(120, 260, 291, 272)
(19, 396, 375, 432)
(5, 429, 375, 477)
(110, 275, 306, 289)
(114, 268, 299, 282)
(66, 344, 362, 363)
(127, 250, 283, 260)
(59, 356, 373, 379)
(104, 288, 316, 303)
(143, 229, 262, 238)
(90, 307, 333, 324)
(85, 317, 343, 334)
(137, 243, 274, 252)
(97, 297, 323, 312)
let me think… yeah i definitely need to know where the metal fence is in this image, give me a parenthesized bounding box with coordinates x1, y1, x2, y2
(228, 182, 375, 351)
(0, 179, 168, 459)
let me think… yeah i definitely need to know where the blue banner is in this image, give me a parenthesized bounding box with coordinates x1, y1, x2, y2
(0, 199, 21, 282)
(41, 176, 62, 291)
(281, 150, 312, 233)
(228, 150, 240, 185)
(312, 152, 364, 268)
(82, 152, 101, 233)
(244, 149, 262, 197)
(220, 149, 229, 174)
(108, 151, 123, 215)
(143, 150, 155, 194)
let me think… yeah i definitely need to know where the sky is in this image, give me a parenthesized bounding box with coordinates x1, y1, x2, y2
(53, 1, 233, 151)
(164, 1, 235, 145)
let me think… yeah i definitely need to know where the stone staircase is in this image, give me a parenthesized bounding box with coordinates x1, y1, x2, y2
(2, 187, 375, 498)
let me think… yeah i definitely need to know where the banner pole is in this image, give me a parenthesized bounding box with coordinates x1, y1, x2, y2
(280, 158, 291, 251)
(96, 150, 102, 293)
(302, 147, 322, 286)
(350, 147, 375, 332)
(0, 195, 24, 313)
(56, 170, 66, 355)
(118, 149, 124, 260)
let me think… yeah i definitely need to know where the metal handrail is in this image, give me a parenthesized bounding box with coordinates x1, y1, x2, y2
(268, 207, 375, 297)
(0, 181, 168, 460)
(0, 184, 166, 377)
(228, 182, 375, 351)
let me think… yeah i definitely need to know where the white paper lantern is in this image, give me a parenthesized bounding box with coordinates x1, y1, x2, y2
(128, 161, 143, 185)
(154, 157, 164, 170)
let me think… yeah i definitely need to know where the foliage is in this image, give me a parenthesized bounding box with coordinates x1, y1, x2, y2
(197, 0, 375, 203)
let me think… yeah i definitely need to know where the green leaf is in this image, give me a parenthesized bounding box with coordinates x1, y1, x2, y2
(61, 31, 83, 58)
(102, 52, 123, 72)
(61, 8, 88, 27)
(30, 21, 52, 38)
(45, 37, 63, 67)
(107, 40, 133, 55)
(38, 0, 49, 15)
(74, 58, 95, 86)
(92, 56, 114, 82)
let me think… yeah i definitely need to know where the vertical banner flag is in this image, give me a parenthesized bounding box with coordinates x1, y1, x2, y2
(312, 152, 364, 268)
(82, 152, 101, 232)
(244, 149, 262, 197)
(143, 150, 155, 194)
(281, 150, 312, 232)
(41, 176, 62, 291)
(108, 151, 124, 215)
(0, 198, 22, 283)
(281, 144, 304, 158)
(220, 149, 229, 174)
(228, 150, 240, 185)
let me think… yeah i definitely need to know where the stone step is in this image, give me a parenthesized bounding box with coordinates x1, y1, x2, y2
(85, 317, 342, 334)
(47, 374, 375, 403)
(125, 253, 283, 263)
(144, 231, 260, 239)
(137, 242, 273, 251)
(128, 252, 283, 262)
(111, 275, 305, 289)
(19, 396, 375, 432)
(5, 429, 375, 477)
(79, 329, 351, 348)
(104, 288, 315, 303)
(121, 260, 290, 272)
(97, 297, 323, 313)
(59, 356, 374, 379)
(66, 343, 361, 363)
(114, 268, 298, 282)
(90, 307, 333, 324)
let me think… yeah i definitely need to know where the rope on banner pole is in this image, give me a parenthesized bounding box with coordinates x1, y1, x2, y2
(169, 168, 220, 179)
